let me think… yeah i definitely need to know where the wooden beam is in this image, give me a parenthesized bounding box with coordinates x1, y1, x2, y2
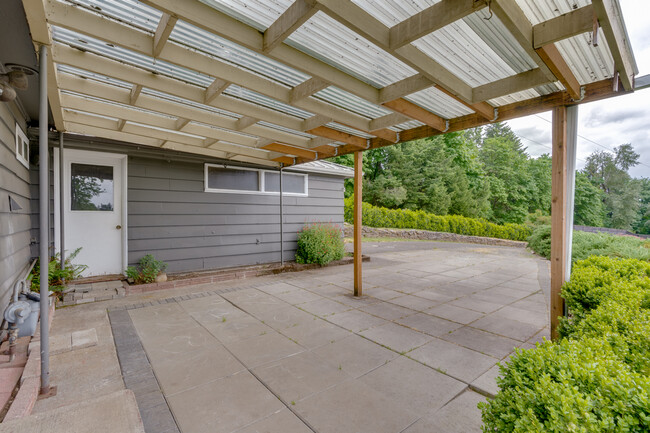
(311, 143, 337, 157)
(175, 117, 190, 130)
(302, 114, 331, 131)
(536, 44, 582, 100)
(472, 68, 549, 103)
(371, 128, 398, 143)
(592, 0, 638, 90)
(235, 116, 258, 130)
(263, 0, 318, 53)
(117, 119, 126, 131)
(262, 142, 316, 159)
(205, 78, 230, 104)
(550, 105, 567, 341)
(369, 112, 411, 131)
(58, 72, 312, 148)
(273, 156, 296, 166)
(533, 5, 594, 48)
(353, 150, 362, 297)
(153, 13, 178, 57)
(433, 85, 497, 120)
(129, 84, 143, 105)
(382, 98, 447, 131)
(490, 0, 555, 81)
(389, 0, 487, 49)
(290, 77, 329, 102)
(306, 126, 367, 148)
(378, 74, 433, 103)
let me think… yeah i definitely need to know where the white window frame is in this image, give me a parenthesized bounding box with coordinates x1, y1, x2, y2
(204, 163, 308, 197)
(15, 123, 29, 168)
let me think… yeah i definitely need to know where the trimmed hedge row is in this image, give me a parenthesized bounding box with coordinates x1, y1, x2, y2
(480, 256, 650, 432)
(343, 198, 531, 241)
(295, 223, 345, 265)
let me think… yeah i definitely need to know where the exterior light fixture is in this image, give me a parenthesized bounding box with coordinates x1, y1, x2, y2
(0, 64, 37, 103)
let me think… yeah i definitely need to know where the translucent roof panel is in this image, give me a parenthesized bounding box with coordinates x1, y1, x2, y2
(287, 12, 417, 87)
(225, 85, 313, 119)
(52, 27, 213, 87)
(170, 20, 309, 87)
(557, 34, 615, 85)
(203, 1, 417, 87)
(326, 123, 374, 139)
(404, 87, 474, 119)
(257, 121, 316, 139)
(518, 0, 592, 25)
(489, 89, 541, 107)
(64, 0, 162, 33)
(142, 89, 241, 120)
(57, 64, 132, 89)
(314, 87, 391, 119)
(61, 89, 177, 119)
(388, 120, 425, 132)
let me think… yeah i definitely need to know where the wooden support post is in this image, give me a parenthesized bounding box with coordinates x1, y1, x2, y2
(550, 106, 567, 340)
(353, 150, 363, 296)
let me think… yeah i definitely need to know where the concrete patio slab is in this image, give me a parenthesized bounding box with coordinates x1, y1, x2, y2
(293, 379, 419, 433)
(166, 371, 285, 433)
(359, 356, 467, 416)
(0, 390, 144, 433)
(441, 326, 521, 359)
(226, 331, 304, 368)
(469, 314, 542, 342)
(311, 334, 399, 378)
(325, 309, 387, 332)
(396, 312, 463, 337)
(233, 409, 313, 433)
(426, 303, 485, 325)
(360, 302, 414, 321)
(408, 338, 498, 383)
(359, 322, 432, 353)
(403, 390, 486, 433)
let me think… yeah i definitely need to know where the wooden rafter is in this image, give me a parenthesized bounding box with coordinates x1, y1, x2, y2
(262, 142, 316, 159)
(535, 44, 582, 100)
(205, 79, 230, 104)
(129, 84, 143, 105)
(389, 0, 487, 49)
(306, 126, 367, 149)
(153, 13, 177, 57)
(472, 69, 548, 103)
(382, 98, 447, 132)
(58, 73, 311, 149)
(533, 5, 595, 48)
(263, 0, 318, 53)
(592, 0, 638, 90)
(290, 77, 329, 102)
(235, 116, 258, 131)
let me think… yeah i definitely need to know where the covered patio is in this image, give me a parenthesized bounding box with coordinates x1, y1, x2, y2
(32, 240, 548, 433)
(17, 0, 644, 413)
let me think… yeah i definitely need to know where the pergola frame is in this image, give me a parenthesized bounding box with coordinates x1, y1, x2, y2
(22, 0, 640, 349)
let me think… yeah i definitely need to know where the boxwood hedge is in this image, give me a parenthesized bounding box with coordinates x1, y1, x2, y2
(343, 198, 531, 241)
(480, 257, 650, 432)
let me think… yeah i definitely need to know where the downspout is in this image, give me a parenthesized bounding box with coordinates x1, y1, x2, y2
(59, 132, 64, 270)
(38, 44, 51, 396)
(279, 166, 284, 266)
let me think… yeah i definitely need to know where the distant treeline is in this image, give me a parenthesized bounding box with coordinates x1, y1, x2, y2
(329, 123, 650, 235)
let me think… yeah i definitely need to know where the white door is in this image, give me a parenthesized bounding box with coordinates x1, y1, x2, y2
(62, 149, 126, 276)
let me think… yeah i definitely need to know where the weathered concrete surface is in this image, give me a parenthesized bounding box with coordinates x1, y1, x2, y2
(0, 390, 144, 433)
(33, 239, 549, 433)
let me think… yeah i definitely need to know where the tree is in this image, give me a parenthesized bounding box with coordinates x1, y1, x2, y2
(573, 171, 605, 226)
(583, 145, 641, 230)
(632, 178, 650, 234)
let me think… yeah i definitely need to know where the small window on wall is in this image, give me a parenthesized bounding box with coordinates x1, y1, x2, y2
(15, 123, 29, 168)
(71, 163, 114, 211)
(205, 164, 308, 196)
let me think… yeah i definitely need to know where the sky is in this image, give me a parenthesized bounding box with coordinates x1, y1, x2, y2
(505, 0, 650, 178)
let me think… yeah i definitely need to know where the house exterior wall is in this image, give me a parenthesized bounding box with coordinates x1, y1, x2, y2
(127, 156, 345, 273)
(0, 102, 32, 312)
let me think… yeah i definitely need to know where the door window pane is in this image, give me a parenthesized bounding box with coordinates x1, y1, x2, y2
(71, 163, 114, 211)
(207, 166, 259, 191)
(265, 172, 306, 194)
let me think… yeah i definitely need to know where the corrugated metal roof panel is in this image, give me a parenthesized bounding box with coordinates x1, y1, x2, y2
(326, 122, 374, 139)
(225, 84, 313, 119)
(405, 87, 475, 118)
(66, 0, 162, 32)
(289, 160, 355, 177)
(314, 87, 391, 119)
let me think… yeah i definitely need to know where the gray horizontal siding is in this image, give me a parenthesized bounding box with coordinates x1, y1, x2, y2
(0, 101, 32, 314)
(127, 157, 345, 272)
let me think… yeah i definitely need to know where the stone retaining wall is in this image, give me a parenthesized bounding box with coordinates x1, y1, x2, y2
(343, 223, 527, 248)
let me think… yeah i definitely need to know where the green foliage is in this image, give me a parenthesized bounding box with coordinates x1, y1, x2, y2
(295, 223, 345, 265)
(633, 178, 650, 235)
(481, 257, 650, 432)
(574, 171, 605, 226)
(126, 254, 168, 284)
(30, 248, 87, 294)
(527, 225, 650, 262)
(344, 198, 531, 241)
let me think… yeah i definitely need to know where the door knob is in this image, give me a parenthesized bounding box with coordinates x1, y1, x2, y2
(116, 225, 122, 230)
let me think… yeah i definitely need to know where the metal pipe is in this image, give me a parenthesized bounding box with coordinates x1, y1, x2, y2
(59, 132, 65, 270)
(279, 166, 284, 266)
(38, 44, 50, 395)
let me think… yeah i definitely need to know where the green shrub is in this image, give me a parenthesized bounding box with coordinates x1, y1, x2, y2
(295, 223, 345, 265)
(527, 225, 650, 262)
(480, 338, 650, 433)
(481, 257, 650, 432)
(126, 254, 168, 284)
(344, 197, 531, 241)
(30, 247, 87, 295)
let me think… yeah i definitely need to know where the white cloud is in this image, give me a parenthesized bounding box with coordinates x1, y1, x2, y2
(506, 0, 650, 179)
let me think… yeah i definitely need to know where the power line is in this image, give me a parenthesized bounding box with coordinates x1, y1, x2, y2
(530, 114, 650, 170)
(517, 135, 587, 163)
